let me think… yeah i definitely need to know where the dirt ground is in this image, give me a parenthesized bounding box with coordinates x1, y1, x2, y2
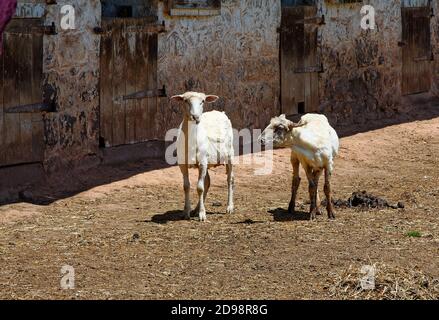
(0, 109, 438, 300)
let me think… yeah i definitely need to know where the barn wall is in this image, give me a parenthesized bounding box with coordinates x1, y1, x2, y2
(318, 0, 439, 127)
(431, 0, 439, 96)
(42, 0, 101, 171)
(5, 0, 439, 173)
(156, 0, 282, 135)
(158, 0, 439, 132)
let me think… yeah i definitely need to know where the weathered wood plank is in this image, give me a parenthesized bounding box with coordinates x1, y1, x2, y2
(99, 17, 160, 147)
(31, 26, 44, 162)
(0, 40, 4, 165)
(3, 31, 22, 165)
(281, 6, 319, 115)
(0, 18, 44, 167)
(146, 32, 158, 139)
(18, 26, 34, 163)
(402, 7, 431, 95)
(100, 19, 114, 147)
(125, 20, 138, 144)
(281, 7, 302, 115)
(135, 29, 149, 142)
(112, 19, 127, 146)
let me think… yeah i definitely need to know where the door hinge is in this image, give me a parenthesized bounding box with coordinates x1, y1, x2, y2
(122, 85, 167, 101)
(295, 15, 325, 26)
(294, 64, 324, 74)
(398, 41, 407, 47)
(5, 102, 56, 114)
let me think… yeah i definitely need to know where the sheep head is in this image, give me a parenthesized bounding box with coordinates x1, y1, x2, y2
(259, 114, 303, 148)
(170, 92, 219, 124)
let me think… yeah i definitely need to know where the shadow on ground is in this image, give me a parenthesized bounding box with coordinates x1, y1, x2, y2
(268, 208, 311, 221)
(1, 96, 438, 208)
(150, 209, 225, 224)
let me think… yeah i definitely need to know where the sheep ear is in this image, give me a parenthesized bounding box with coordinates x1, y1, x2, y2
(170, 95, 185, 102)
(205, 95, 219, 103)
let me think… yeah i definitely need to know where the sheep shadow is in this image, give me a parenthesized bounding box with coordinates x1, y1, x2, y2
(268, 208, 311, 222)
(150, 209, 223, 224)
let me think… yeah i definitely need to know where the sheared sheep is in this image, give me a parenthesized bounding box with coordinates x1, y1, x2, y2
(259, 114, 339, 220)
(171, 92, 234, 222)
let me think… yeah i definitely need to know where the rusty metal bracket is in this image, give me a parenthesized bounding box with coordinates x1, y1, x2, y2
(122, 85, 167, 101)
(294, 64, 324, 74)
(5, 102, 55, 114)
(95, 21, 166, 35)
(6, 22, 57, 35)
(414, 55, 431, 62)
(398, 41, 407, 47)
(93, 27, 105, 35)
(43, 22, 57, 35)
(295, 15, 325, 26)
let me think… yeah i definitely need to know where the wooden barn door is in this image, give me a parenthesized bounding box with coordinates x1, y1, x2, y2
(99, 18, 165, 148)
(281, 5, 321, 116)
(0, 18, 46, 167)
(401, 6, 432, 95)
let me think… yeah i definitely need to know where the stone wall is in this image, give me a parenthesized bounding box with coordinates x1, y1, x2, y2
(8, 0, 439, 171)
(42, 0, 101, 171)
(158, 0, 439, 131)
(318, 0, 439, 126)
(157, 0, 282, 135)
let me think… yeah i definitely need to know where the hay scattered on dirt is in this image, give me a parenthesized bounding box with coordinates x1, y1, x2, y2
(328, 264, 439, 300)
(324, 191, 405, 210)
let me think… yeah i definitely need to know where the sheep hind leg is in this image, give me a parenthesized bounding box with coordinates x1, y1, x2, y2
(305, 166, 322, 221)
(324, 168, 336, 220)
(226, 163, 234, 214)
(192, 170, 210, 217)
(288, 157, 301, 214)
(316, 189, 322, 215)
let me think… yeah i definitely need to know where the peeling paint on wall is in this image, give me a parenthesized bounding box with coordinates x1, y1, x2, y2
(42, 0, 101, 171)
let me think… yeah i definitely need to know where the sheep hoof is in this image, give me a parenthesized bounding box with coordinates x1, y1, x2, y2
(183, 212, 191, 220)
(309, 209, 317, 221)
(226, 206, 234, 214)
(328, 211, 336, 220)
(199, 210, 207, 222)
(191, 208, 199, 217)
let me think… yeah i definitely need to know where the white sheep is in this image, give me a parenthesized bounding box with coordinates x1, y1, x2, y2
(170, 92, 234, 222)
(259, 113, 339, 220)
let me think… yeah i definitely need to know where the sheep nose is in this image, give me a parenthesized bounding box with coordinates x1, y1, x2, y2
(191, 115, 200, 124)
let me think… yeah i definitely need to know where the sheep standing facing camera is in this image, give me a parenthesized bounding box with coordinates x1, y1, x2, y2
(171, 92, 234, 222)
(259, 114, 339, 220)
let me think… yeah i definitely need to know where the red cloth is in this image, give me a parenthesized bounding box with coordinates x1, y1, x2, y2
(0, 0, 17, 55)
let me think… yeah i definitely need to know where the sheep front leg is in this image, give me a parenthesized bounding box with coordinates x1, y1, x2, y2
(288, 157, 301, 214)
(324, 168, 336, 219)
(192, 170, 210, 217)
(180, 165, 191, 220)
(226, 163, 234, 214)
(197, 165, 208, 222)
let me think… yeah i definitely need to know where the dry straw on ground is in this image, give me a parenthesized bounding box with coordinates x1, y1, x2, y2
(329, 263, 439, 300)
